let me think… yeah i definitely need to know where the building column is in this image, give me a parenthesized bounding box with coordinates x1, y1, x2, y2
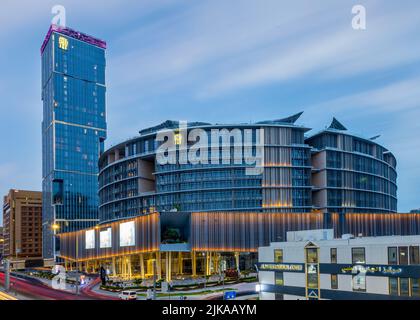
(192, 252, 197, 277)
(205, 253, 209, 276)
(140, 253, 145, 279)
(165, 252, 172, 283)
(178, 252, 183, 275)
(209, 252, 213, 275)
(214, 254, 219, 273)
(235, 252, 240, 274)
(156, 252, 162, 280)
(120, 258, 124, 278)
(127, 256, 132, 279)
(112, 257, 116, 277)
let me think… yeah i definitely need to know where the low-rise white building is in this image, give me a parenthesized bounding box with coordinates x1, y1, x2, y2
(258, 229, 420, 300)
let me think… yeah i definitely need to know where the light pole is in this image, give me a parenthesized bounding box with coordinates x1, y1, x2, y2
(4, 259, 10, 292)
(75, 234, 79, 295)
(152, 260, 157, 300)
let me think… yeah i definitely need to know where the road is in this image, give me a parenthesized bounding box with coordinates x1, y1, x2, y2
(0, 272, 116, 300)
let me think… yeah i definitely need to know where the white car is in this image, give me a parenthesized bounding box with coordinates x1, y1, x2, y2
(119, 290, 138, 300)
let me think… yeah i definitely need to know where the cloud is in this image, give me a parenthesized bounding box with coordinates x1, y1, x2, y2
(303, 76, 420, 119)
(102, 1, 420, 99)
(199, 4, 420, 97)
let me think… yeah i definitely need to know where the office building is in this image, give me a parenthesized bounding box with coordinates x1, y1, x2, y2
(0, 227, 4, 260)
(2, 190, 43, 269)
(41, 25, 107, 259)
(258, 229, 420, 300)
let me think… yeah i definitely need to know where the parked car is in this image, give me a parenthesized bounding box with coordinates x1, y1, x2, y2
(119, 290, 137, 300)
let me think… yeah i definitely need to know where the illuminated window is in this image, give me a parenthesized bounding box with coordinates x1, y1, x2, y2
(352, 248, 365, 264)
(275, 272, 284, 286)
(330, 248, 337, 264)
(306, 248, 318, 263)
(274, 249, 283, 263)
(399, 247, 409, 265)
(331, 274, 338, 289)
(174, 133, 182, 145)
(389, 278, 398, 295)
(399, 278, 410, 296)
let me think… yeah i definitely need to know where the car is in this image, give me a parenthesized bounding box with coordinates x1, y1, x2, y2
(119, 290, 137, 300)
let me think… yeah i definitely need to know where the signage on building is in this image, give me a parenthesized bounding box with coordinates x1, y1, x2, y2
(320, 263, 420, 278)
(257, 263, 304, 272)
(58, 36, 69, 50)
(307, 289, 319, 300)
(340, 265, 402, 276)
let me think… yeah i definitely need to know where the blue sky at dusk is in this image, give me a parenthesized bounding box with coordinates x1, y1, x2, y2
(0, 0, 420, 223)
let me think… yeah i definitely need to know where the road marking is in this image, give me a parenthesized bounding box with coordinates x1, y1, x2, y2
(0, 291, 18, 300)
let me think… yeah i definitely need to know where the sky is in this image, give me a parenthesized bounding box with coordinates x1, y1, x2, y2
(0, 0, 419, 224)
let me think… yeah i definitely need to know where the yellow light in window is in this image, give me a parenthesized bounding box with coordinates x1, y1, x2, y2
(58, 36, 69, 50)
(174, 133, 182, 145)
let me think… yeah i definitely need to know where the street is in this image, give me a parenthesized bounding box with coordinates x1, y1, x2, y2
(0, 271, 116, 300)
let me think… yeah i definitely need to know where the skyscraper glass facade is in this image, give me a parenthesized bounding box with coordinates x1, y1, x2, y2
(41, 25, 107, 258)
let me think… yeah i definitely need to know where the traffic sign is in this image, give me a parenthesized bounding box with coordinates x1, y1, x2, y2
(223, 291, 237, 300)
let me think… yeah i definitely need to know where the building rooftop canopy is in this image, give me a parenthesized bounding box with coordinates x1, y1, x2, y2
(139, 112, 306, 136)
(328, 117, 348, 131)
(256, 112, 304, 125)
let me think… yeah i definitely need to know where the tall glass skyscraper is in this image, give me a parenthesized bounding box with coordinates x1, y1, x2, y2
(41, 25, 107, 259)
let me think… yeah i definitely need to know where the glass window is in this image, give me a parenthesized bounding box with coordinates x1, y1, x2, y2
(411, 278, 420, 297)
(388, 247, 398, 265)
(275, 272, 284, 286)
(409, 246, 419, 265)
(330, 248, 337, 264)
(352, 248, 366, 264)
(399, 247, 409, 265)
(274, 249, 283, 263)
(399, 278, 410, 297)
(389, 278, 398, 295)
(307, 273, 319, 289)
(306, 248, 318, 263)
(331, 274, 338, 289)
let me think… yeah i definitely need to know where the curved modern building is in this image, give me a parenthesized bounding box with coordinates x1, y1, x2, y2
(98, 113, 313, 224)
(306, 118, 397, 214)
(57, 114, 410, 281)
